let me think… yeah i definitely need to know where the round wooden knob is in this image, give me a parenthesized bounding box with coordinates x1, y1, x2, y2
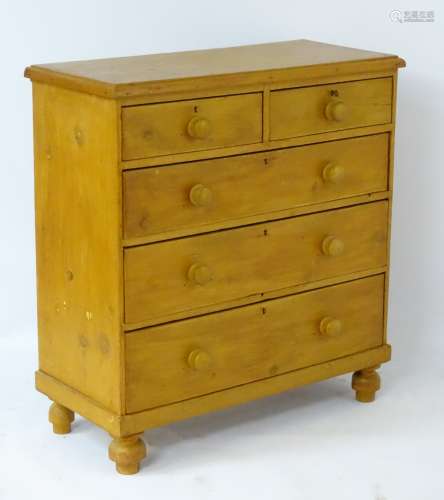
(189, 184, 213, 207)
(322, 236, 345, 257)
(187, 349, 212, 370)
(187, 263, 213, 285)
(322, 163, 345, 184)
(324, 100, 347, 122)
(319, 317, 343, 337)
(187, 117, 212, 139)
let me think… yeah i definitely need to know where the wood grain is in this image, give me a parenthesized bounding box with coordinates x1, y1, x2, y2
(123, 191, 390, 248)
(24, 39, 405, 98)
(35, 370, 122, 435)
(270, 78, 392, 140)
(123, 133, 389, 239)
(124, 267, 387, 331)
(383, 71, 400, 343)
(121, 124, 393, 170)
(122, 93, 262, 160)
(26, 41, 405, 473)
(35, 344, 391, 436)
(124, 201, 388, 325)
(122, 345, 391, 433)
(32, 83, 123, 413)
(126, 275, 384, 412)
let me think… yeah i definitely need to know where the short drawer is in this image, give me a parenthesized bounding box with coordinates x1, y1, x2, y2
(123, 134, 388, 240)
(270, 78, 392, 140)
(124, 201, 388, 325)
(122, 93, 263, 160)
(125, 274, 385, 412)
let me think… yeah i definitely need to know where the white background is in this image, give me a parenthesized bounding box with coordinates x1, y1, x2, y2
(0, 1, 443, 499)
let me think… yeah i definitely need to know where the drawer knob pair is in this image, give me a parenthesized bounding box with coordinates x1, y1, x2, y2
(188, 263, 213, 285)
(187, 116, 212, 139)
(322, 235, 345, 257)
(189, 184, 213, 207)
(322, 163, 345, 184)
(324, 99, 347, 122)
(187, 349, 212, 370)
(319, 317, 343, 337)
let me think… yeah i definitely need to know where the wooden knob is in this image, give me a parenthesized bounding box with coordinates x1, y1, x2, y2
(189, 184, 213, 207)
(322, 163, 345, 183)
(322, 236, 345, 256)
(187, 263, 213, 285)
(187, 349, 212, 370)
(319, 317, 343, 337)
(187, 117, 212, 139)
(324, 100, 347, 122)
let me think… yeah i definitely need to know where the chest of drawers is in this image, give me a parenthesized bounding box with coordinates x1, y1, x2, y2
(25, 40, 405, 474)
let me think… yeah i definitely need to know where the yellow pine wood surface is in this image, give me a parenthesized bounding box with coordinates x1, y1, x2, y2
(122, 93, 262, 160)
(120, 124, 393, 171)
(123, 345, 391, 433)
(32, 82, 123, 413)
(123, 133, 389, 239)
(270, 78, 392, 140)
(123, 192, 390, 249)
(26, 42, 405, 471)
(35, 343, 391, 436)
(124, 201, 388, 325)
(125, 275, 384, 412)
(24, 40, 404, 98)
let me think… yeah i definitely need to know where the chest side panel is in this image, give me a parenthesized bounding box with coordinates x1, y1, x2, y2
(32, 83, 123, 413)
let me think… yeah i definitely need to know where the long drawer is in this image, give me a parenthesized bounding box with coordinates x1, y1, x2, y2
(123, 134, 389, 240)
(270, 78, 392, 140)
(125, 274, 385, 412)
(124, 201, 388, 325)
(122, 93, 263, 160)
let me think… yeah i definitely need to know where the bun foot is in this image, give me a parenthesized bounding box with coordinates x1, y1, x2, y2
(49, 402, 74, 434)
(352, 365, 381, 403)
(108, 434, 147, 475)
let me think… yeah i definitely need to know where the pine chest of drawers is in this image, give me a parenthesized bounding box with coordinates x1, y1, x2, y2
(25, 40, 405, 474)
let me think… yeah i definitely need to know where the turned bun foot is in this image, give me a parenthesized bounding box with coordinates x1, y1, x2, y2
(49, 402, 75, 434)
(108, 434, 147, 475)
(352, 365, 381, 402)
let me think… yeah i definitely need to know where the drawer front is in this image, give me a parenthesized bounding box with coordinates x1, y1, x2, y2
(126, 275, 385, 412)
(270, 78, 392, 140)
(124, 201, 388, 325)
(122, 93, 263, 160)
(123, 134, 388, 239)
